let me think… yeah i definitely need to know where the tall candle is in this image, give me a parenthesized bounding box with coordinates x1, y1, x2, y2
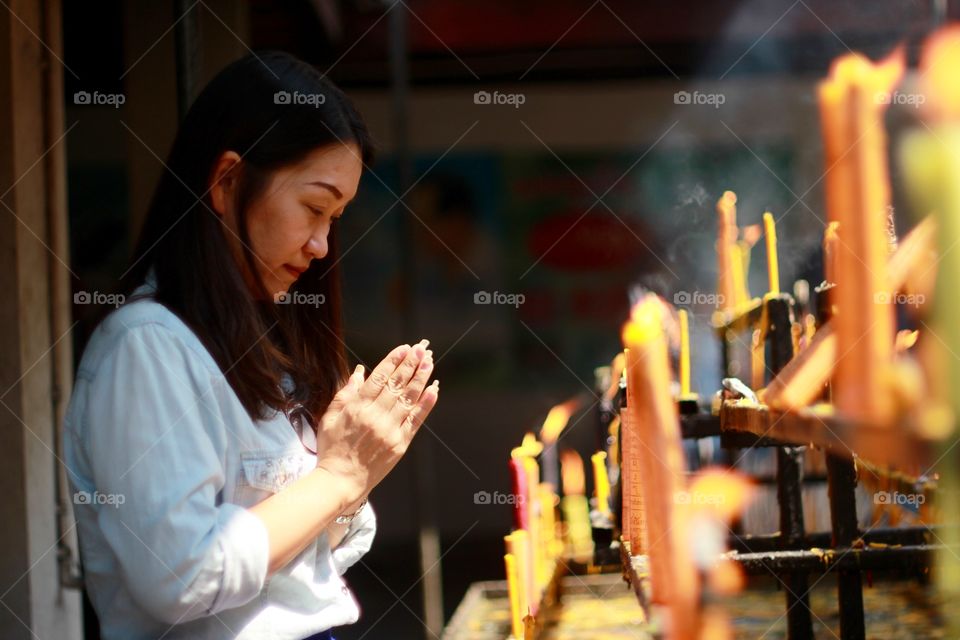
(678, 309, 692, 397)
(539, 398, 580, 491)
(764, 212, 780, 296)
(560, 449, 593, 562)
(508, 457, 529, 530)
(622, 296, 693, 605)
(504, 553, 523, 639)
(591, 451, 612, 516)
(818, 47, 904, 425)
(505, 531, 532, 621)
(899, 25, 960, 636)
(716, 191, 739, 311)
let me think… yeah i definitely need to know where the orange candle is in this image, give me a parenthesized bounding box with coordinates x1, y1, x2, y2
(622, 296, 692, 606)
(716, 191, 739, 311)
(817, 48, 904, 425)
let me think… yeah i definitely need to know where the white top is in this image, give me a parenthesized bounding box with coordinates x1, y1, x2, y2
(63, 272, 376, 639)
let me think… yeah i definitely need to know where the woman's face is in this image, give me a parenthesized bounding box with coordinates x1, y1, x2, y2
(211, 142, 363, 299)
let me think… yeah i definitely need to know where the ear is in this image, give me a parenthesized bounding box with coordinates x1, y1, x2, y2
(208, 151, 243, 218)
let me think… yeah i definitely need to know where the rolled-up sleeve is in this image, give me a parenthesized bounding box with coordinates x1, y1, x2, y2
(331, 502, 376, 576)
(82, 322, 269, 624)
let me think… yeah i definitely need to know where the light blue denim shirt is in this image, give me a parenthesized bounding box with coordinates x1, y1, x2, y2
(63, 272, 376, 639)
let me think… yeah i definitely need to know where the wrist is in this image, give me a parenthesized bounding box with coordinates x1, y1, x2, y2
(312, 466, 363, 516)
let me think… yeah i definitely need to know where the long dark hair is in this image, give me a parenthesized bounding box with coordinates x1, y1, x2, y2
(116, 51, 374, 422)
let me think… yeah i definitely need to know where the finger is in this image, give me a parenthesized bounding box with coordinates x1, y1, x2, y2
(375, 339, 429, 409)
(328, 364, 364, 413)
(358, 345, 410, 401)
(390, 350, 433, 420)
(403, 380, 439, 436)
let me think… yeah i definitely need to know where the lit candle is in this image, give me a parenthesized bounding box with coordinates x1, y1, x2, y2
(538, 398, 581, 491)
(622, 296, 693, 606)
(508, 457, 529, 531)
(763, 212, 780, 296)
(504, 553, 523, 639)
(818, 47, 904, 425)
(559, 449, 593, 563)
(716, 191, 738, 311)
(591, 451, 612, 516)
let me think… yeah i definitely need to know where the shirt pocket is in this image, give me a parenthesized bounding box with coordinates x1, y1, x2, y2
(235, 447, 314, 506)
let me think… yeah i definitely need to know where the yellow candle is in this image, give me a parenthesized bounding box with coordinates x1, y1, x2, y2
(763, 212, 780, 296)
(591, 451, 611, 516)
(521, 456, 544, 597)
(560, 449, 593, 562)
(729, 243, 747, 311)
(678, 309, 691, 397)
(505, 531, 531, 621)
(504, 553, 523, 639)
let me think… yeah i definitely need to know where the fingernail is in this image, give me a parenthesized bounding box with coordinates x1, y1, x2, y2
(354, 364, 364, 376)
(420, 338, 430, 348)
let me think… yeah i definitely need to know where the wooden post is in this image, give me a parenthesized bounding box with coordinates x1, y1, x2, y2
(0, 0, 82, 637)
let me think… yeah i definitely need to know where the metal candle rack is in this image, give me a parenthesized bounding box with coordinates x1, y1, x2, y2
(611, 292, 941, 640)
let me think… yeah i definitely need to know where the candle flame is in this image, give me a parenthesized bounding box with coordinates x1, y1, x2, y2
(921, 26, 960, 121)
(622, 295, 665, 347)
(559, 449, 585, 496)
(822, 45, 905, 106)
(687, 467, 755, 523)
(511, 432, 542, 459)
(895, 329, 920, 352)
(539, 397, 582, 444)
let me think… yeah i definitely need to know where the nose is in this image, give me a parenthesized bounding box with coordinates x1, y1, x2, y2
(305, 222, 329, 260)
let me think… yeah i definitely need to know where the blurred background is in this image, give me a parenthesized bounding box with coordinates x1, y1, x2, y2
(1, 1, 956, 638)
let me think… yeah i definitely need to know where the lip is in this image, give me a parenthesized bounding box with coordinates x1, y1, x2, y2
(284, 264, 307, 278)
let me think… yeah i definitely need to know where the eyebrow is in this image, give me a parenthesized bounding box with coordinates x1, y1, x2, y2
(307, 181, 347, 201)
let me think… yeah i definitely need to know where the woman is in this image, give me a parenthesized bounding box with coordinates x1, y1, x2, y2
(63, 52, 439, 639)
